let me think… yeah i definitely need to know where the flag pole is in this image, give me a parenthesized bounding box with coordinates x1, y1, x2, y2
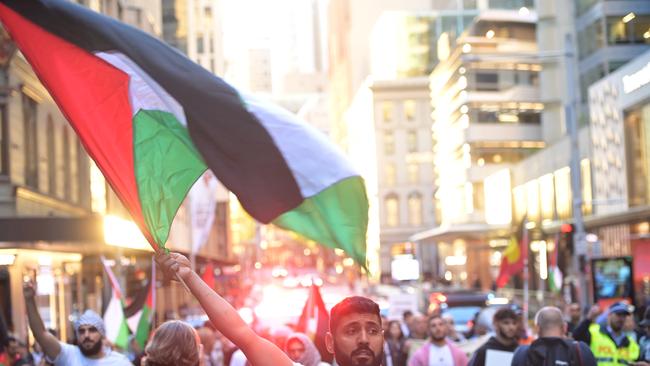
(153, 247, 192, 294)
(523, 218, 530, 329)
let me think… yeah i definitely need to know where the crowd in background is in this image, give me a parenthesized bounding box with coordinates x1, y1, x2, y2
(0, 260, 649, 366)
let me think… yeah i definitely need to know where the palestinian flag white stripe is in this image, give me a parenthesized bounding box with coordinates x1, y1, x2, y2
(242, 94, 358, 198)
(97, 52, 186, 125)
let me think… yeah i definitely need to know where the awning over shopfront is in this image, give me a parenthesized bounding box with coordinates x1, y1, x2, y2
(541, 205, 650, 233)
(0, 216, 104, 242)
(409, 223, 511, 243)
(0, 215, 238, 264)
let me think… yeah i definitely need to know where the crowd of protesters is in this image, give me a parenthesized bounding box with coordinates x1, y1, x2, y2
(0, 252, 647, 365)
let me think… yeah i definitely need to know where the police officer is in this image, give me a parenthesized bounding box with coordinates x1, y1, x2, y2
(573, 302, 640, 366)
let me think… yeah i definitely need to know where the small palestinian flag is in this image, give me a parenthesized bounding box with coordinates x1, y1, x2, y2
(0, 0, 368, 266)
(100, 257, 130, 350)
(296, 284, 331, 363)
(125, 260, 155, 349)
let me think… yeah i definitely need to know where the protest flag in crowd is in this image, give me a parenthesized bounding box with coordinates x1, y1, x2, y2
(0, 0, 369, 268)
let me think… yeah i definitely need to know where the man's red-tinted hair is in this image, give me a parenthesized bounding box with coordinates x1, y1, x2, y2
(329, 296, 381, 333)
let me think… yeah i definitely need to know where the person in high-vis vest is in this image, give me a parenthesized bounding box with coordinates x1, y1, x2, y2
(573, 302, 641, 366)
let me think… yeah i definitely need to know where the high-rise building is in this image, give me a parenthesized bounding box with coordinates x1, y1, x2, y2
(369, 78, 438, 281)
(328, 0, 434, 149)
(162, 0, 225, 75)
(536, 0, 650, 143)
(413, 10, 544, 288)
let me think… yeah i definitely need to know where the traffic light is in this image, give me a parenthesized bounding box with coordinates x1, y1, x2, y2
(560, 223, 575, 254)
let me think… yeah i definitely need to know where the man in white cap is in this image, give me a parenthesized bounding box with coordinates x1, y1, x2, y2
(23, 282, 132, 365)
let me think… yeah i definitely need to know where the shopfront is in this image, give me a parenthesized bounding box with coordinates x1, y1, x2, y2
(589, 49, 650, 308)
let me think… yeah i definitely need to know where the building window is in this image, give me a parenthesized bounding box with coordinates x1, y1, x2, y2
(463, 0, 477, 9)
(473, 182, 484, 211)
(632, 16, 650, 44)
(22, 93, 38, 189)
(404, 100, 416, 122)
(539, 173, 555, 220)
(554, 167, 572, 220)
(70, 130, 79, 203)
(408, 192, 423, 226)
(625, 106, 650, 207)
(46, 115, 56, 195)
(0, 103, 6, 175)
(575, 0, 597, 15)
(77, 139, 87, 206)
(607, 15, 650, 45)
(197, 35, 204, 53)
(382, 101, 394, 123)
(475, 72, 499, 91)
(407, 130, 418, 152)
(63, 127, 71, 201)
(577, 19, 604, 60)
(580, 64, 605, 103)
(581, 159, 593, 215)
(385, 193, 399, 227)
(384, 131, 395, 155)
(407, 163, 419, 184)
(385, 163, 396, 186)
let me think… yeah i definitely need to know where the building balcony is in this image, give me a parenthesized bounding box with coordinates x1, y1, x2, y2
(468, 164, 512, 182)
(464, 122, 543, 143)
(466, 84, 540, 103)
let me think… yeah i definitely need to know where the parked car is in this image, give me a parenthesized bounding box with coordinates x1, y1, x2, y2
(430, 290, 509, 336)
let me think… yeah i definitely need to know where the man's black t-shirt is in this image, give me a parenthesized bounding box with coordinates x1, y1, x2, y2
(511, 337, 597, 366)
(468, 336, 518, 366)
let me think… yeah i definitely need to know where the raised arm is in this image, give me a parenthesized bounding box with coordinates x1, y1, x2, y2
(156, 252, 294, 366)
(23, 282, 61, 360)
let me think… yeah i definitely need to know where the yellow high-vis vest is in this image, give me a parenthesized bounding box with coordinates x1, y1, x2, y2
(589, 324, 639, 365)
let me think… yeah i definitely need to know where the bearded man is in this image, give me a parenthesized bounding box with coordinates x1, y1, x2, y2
(24, 282, 132, 366)
(325, 296, 385, 366)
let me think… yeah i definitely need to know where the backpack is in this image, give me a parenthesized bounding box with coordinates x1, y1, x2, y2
(512, 339, 584, 366)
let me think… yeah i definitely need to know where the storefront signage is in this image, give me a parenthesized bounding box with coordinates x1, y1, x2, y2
(623, 61, 650, 94)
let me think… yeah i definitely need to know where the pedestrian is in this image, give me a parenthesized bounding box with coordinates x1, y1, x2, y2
(402, 311, 413, 338)
(467, 306, 520, 366)
(511, 306, 597, 366)
(404, 314, 428, 363)
(441, 313, 466, 343)
(566, 303, 582, 338)
(573, 302, 640, 366)
(284, 333, 329, 366)
(638, 307, 650, 363)
(197, 324, 224, 366)
(156, 251, 386, 366)
(23, 281, 132, 366)
(384, 320, 407, 366)
(408, 315, 468, 366)
(10, 338, 35, 366)
(141, 320, 201, 366)
(325, 296, 384, 366)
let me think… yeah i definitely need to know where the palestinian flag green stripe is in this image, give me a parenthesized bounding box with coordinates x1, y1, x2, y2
(273, 177, 368, 267)
(134, 305, 151, 349)
(133, 110, 207, 245)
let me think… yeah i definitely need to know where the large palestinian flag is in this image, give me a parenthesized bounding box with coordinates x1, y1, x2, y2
(0, 0, 369, 266)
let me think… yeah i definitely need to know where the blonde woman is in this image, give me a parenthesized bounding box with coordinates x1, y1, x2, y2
(142, 320, 204, 366)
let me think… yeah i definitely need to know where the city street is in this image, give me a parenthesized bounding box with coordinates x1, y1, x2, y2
(0, 0, 648, 365)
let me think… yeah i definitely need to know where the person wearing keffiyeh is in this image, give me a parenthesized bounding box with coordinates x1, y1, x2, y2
(23, 281, 132, 366)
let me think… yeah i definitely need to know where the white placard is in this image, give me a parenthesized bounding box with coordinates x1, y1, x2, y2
(486, 350, 513, 366)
